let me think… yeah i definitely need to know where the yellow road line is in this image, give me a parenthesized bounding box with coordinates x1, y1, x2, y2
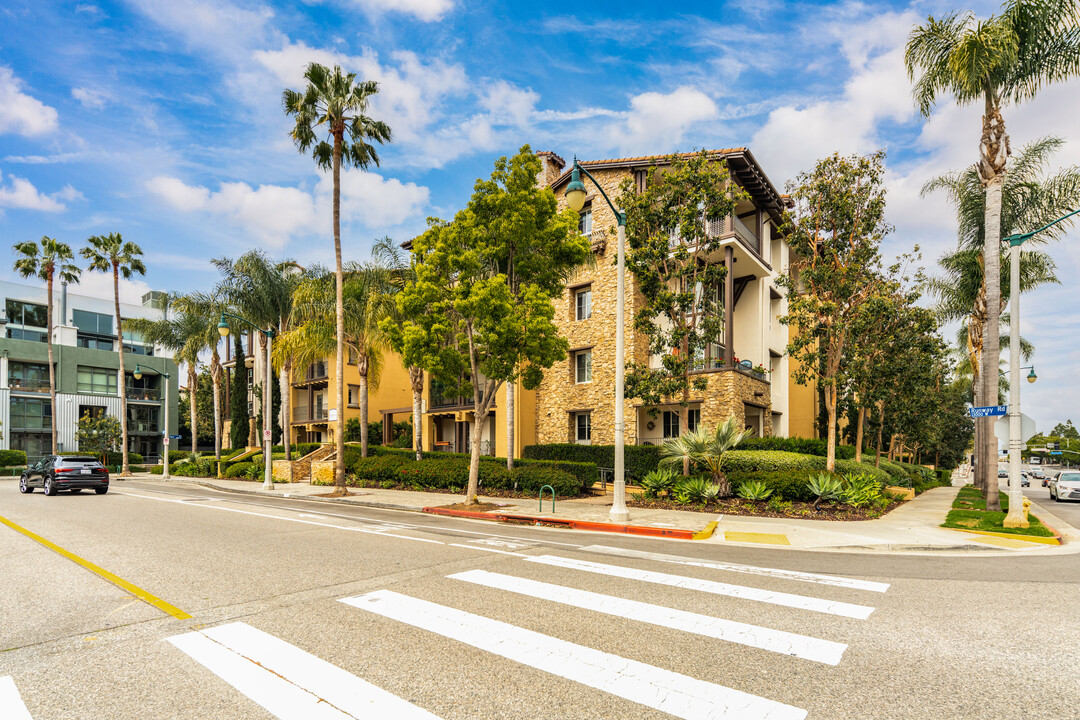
(0, 515, 191, 620)
(724, 531, 791, 545)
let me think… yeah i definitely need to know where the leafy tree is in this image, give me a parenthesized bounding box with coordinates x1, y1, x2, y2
(229, 334, 250, 450)
(81, 233, 145, 475)
(619, 151, 745, 473)
(284, 62, 392, 488)
(173, 290, 230, 459)
(1051, 420, 1080, 440)
(76, 412, 122, 463)
(178, 369, 214, 447)
(390, 148, 588, 504)
(777, 152, 889, 472)
(906, 0, 1080, 509)
(12, 236, 81, 454)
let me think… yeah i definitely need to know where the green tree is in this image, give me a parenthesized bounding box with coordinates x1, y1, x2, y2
(283, 62, 392, 487)
(76, 412, 122, 463)
(390, 149, 588, 504)
(1051, 420, 1079, 440)
(173, 290, 230, 459)
(12, 236, 81, 455)
(778, 152, 889, 472)
(618, 151, 744, 474)
(81, 233, 146, 475)
(906, 0, 1080, 509)
(229, 334, 250, 450)
(178, 369, 214, 447)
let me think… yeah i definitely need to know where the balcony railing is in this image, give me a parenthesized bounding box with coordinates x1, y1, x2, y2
(431, 439, 494, 456)
(8, 379, 50, 393)
(126, 387, 160, 401)
(129, 421, 160, 434)
(732, 214, 760, 255)
(293, 406, 328, 422)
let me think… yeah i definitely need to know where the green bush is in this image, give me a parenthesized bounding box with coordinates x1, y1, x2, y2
(346, 454, 409, 483)
(736, 480, 773, 500)
(371, 446, 597, 491)
(936, 468, 952, 484)
(523, 443, 661, 480)
(641, 468, 679, 498)
(723, 450, 890, 483)
(224, 462, 254, 478)
(0, 449, 27, 466)
(340, 453, 582, 497)
(739, 437, 855, 460)
(149, 465, 164, 475)
(840, 472, 885, 508)
(673, 476, 719, 504)
(61, 451, 144, 465)
(511, 464, 579, 496)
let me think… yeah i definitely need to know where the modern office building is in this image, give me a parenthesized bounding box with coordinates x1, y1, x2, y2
(0, 279, 179, 462)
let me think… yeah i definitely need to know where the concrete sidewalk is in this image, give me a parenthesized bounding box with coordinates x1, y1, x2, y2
(116, 473, 1080, 555)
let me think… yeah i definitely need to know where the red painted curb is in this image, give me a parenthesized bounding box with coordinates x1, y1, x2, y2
(421, 506, 696, 539)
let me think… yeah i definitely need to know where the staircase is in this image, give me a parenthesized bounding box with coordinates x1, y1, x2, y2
(291, 445, 335, 482)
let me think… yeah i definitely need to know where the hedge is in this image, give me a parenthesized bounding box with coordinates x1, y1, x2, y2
(340, 453, 583, 497)
(367, 446, 598, 490)
(0, 449, 27, 466)
(739, 437, 855, 460)
(59, 451, 144, 465)
(522, 444, 661, 480)
(0, 466, 26, 477)
(224, 462, 254, 478)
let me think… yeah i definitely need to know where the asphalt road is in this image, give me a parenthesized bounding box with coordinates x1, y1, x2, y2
(2, 478, 1079, 720)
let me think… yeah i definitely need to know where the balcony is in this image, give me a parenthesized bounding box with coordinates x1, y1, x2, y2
(126, 387, 160, 401)
(129, 421, 160, 434)
(293, 362, 329, 387)
(732, 214, 760, 255)
(430, 382, 470, 410)
(8, 378, 50, 393)
(293, 406, 328, 423)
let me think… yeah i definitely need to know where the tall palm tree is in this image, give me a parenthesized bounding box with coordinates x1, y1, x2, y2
(12, 237, 81, 454)
(906, 1, 1080, 507)
(82, 233, 145, 475)
(372, 237, 425, 461)
(171, 292, 228, 460)
(283, 62, 392, 486)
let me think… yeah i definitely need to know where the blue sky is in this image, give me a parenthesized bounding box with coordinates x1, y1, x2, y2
(1, 0, 1078, 432)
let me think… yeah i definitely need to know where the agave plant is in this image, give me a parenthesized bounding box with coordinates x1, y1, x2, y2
(660, 417, 753, 497)
(807, 472, 843, 509)
(737, 480, 773, 501)
(673, 477, 716, 504)
(640, 468, 679, 498)
(840, 472, 884, 508)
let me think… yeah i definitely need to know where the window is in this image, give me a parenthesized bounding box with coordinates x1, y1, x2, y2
(575, 350, 592, 384)
(79, 404, 106, 420)
(77, 336, 113, 350)
(348, 385, 359, 407)
(662, 411, 680, 438)
(348, 348, 358, 365)
(578, 207, 592, 237)
(575, 413, 592, 445)
(575, 288, 592, 321)
(10, 397, 51, 430)
(121, 325, 152, 354)
(5, 300, 47, 328)
(9, 362, 49, 392)
(72, 309, 112, 335)
(78, 366, 117, 395)
(6, 327, 47, 342)
(128, 405, 159, 433)
(687, 408, 701, 433)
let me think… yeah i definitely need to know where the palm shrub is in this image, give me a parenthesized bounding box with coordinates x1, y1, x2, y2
(840, 472, 885, 508)
(737, 480, 773, 501)
(660, 417, 754, 497)
(673, 477, 719, 504)
(807, 473, 843, 509)
(641, 468, 679, 498)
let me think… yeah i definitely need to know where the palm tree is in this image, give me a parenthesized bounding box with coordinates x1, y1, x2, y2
(372, 237, 425, 461)
(82, 233, 145, 475)
(12, 237, 81, 455)
(171, 292, 228, 460)
(659, 417, 753, 497)
(906, 1, 1080, 508)
(283, 62, 392, 487)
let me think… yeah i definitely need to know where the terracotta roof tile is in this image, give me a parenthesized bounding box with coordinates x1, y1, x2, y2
(579, 148, 747, 165)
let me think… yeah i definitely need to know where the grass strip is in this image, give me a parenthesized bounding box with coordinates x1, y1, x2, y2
(942, 486, 1054, 537)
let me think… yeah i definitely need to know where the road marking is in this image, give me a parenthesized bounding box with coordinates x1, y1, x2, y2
(448, 543, 527, 556)
(341, 590, 807, 720)
(448, 570, 847, 665)
(525, 555, 875, 619)
(167, 622, 442, 719)
(0, 514, 190, 620)
(582, 545, 891, 593)
(0, 676, 33, 720)
(297, 513, 328, 519)
(724, 531, 791, 545)
(117, 492, 444, 545)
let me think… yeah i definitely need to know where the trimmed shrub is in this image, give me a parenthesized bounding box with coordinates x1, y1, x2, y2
(511, 464, 579, 496)
(739, 437, 855, 460)
(732, 471, 816, 502)
(224, 462, 254, 478)
(347, 454, 409, 483)
(149, 465, 164, 475)
(0, 449, 27, 466)
(523, 443, 661, 480)
(371, 445, 597, 490)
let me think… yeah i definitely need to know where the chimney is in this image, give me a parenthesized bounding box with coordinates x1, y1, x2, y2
(535, 151, 566, 188)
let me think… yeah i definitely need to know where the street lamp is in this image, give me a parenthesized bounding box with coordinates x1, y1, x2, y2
(1001, 206, 1079, 527)
(565, 158, 630, 524)
(219, 312, 276, 490)
(133, 363, 171, 480)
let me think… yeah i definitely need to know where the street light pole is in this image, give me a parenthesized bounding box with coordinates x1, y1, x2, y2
(1002, 207, 1079, 527)
(566, 159, 629, 523)
(133, 363, 170, 479)
(218, 313, 276, 491)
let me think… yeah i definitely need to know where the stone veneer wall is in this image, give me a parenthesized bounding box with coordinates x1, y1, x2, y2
(696, 370, 772, 436)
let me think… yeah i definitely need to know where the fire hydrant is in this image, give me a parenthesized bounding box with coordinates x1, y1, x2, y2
(1022, 497, 1031, 524)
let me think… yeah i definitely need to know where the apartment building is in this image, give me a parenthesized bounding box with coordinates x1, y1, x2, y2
(0, 279, 179, 462)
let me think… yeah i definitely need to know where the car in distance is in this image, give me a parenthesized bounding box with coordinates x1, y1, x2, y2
(1049, 471, 1080, 502)
(19, 456, 110, 496)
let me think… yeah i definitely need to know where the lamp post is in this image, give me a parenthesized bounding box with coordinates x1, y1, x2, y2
(133, 363, 170, 479)
(566, 158, 629, 523)
(1002, 206, 1078, 527)
(218, 313, 276, 490)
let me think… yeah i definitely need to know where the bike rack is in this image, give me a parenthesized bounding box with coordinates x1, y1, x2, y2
(539, 484, 555, 513)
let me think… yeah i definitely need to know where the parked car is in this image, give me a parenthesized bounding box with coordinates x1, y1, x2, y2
(19, 456, 109, 496)
(1049, 471, 1080, 502)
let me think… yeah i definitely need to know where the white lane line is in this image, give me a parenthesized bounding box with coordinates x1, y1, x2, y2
(0, 677, 33, 720)
(449, 570, 847, 665)
(341, 590, 806, 720)
(448, 543, 527, 556)
(582, 545, 891, 593)
(526, 555, 875, 619)
(118, 492, 444, 545)
(167, 622, 441, 720)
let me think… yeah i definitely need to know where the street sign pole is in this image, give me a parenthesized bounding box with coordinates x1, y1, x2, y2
(163, 372, 170, 480)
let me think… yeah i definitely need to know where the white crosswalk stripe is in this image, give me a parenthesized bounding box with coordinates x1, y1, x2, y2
(525, 554, 876, 619)
(167, 622, 442, 720)
(448, 569, 848, 665)
(582, 544, 891, 592)
(0, 676, 33, 720)
(341, 589, 808, 720)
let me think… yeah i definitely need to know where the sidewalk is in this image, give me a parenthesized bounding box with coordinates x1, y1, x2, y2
(119, 474, 1080, 556)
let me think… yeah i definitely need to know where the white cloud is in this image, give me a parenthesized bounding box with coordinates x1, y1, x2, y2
(343, 0, 453, 22)
(0, 172, 80, 212)
(479, 81, 539, 128)
(0, 66, 60, 138)
(72, 87, 109, 110)
(316, 169, 429, 228)
(147, 176, 317, 241)
(608, 87, 718, 154)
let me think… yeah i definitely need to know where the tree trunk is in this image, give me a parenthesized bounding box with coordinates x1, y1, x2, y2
(46, 272, 58, 455)
(211, 361, 222, 461)
(410, 367, 423, 462)
(333, 130, 345, 490)
(506, 380, 515, 471)
(875, 402, 884, 468)
(189, 362, 198, 454)
(359, 368, 369, 459)
(279, 364, 290, 460)
(824, 384, 837, 472)
(114, 265, 130, 476)
(854, 405, 866, 464)
(466, 409, 487, 504)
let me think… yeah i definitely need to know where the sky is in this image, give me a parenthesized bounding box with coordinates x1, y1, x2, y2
(1, 0, 1078, 432)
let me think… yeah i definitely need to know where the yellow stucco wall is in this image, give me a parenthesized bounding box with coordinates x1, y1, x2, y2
(786, 324, 819, 439)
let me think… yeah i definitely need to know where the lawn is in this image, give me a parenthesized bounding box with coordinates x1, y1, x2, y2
(941, 486, 1055, 537)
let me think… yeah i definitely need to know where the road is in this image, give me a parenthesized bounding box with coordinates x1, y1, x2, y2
(1017, 465, 1080, 529)
(2, 478, 1079, 720)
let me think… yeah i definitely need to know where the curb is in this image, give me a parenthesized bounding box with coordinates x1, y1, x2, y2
(422, 506, 717, 540)
(1029, 512, 1064, 545)
(942, 525, 1061, 545)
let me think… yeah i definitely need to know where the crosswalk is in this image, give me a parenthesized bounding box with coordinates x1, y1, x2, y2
(9, 547, 891, 720)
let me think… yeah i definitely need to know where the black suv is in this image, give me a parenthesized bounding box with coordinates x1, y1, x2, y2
(19, 456, 110, 496)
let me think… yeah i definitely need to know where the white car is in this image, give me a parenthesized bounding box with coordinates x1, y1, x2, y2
(1049, 471, 1080, 502)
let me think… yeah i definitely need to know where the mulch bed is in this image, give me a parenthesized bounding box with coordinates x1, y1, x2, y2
(437, 501, 504, 512)
(311, 489, 365, 498)
(626, 495, 905, 521)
